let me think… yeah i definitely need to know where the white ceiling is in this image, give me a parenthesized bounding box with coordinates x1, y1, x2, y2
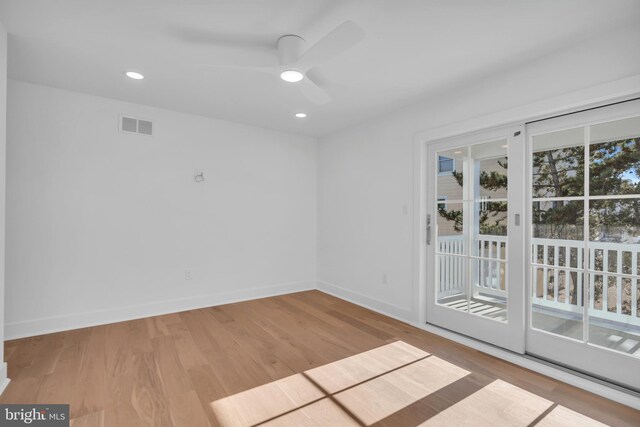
(1, 0, 638, 137)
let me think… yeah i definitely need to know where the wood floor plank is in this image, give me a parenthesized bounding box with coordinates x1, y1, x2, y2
(260, 299, 381, 362)
(36, 329, 91, 410)
(0, 376, 46, 403)
(70, 410, 105, 427)
(1, 290, 638, 426)
(178, 309, 273, 395)
(187, 363, 228, 427)
(128, 350, 174, 427)
(214, 304, 299, 379)
(70, 325, 108, 419)
(244, 300, 355, 365)
(8, 332, 66, 380)
(152, 335, 211, 427)
(169, 325, 210, 372)
(102, 371, 140, 427)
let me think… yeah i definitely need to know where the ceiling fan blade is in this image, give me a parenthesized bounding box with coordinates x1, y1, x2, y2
(198, 64, 274, 75)
(295, 21, 365, 71)
(299, 75, 331, 105)
(161, 27, 279, 68)
(195, 47, 279, 68)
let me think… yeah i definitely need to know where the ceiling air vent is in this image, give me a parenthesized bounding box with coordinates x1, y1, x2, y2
(119, 115, 153, 136)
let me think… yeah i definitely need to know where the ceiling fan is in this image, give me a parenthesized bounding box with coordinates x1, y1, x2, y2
(204, 21, 366, 105)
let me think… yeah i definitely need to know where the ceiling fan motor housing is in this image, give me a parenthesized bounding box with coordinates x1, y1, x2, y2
(277, 35, 306, 66)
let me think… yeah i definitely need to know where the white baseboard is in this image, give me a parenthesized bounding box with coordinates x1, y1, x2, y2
(317, 280, 415, 321)
(0, 363, 9, 396)
(6, 280, 316, 340)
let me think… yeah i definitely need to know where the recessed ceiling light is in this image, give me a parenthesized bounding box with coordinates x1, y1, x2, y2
(295, 113, 307, 118)
(501, 144, 508, 148)
(280, 70, 304, 83)
(453, 150, 462, 154)
(125, 71, 144, 80)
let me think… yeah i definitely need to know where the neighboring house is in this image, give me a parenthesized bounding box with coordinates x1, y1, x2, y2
(436, 155, 508, 236)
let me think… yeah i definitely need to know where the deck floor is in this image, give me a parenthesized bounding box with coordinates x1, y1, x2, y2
(439, 294, 640, 356)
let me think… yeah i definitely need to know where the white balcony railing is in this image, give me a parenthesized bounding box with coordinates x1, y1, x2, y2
(438, 234, 507, 298)
(437, 234, 640, 326)
(531, 238, 640, 326)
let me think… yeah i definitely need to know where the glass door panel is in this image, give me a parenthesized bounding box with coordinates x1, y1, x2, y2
(435, 140, 509, 321)
(530, 197, 585, 340)
(526, 99, 640, 391)
(587, 115, 640, 357)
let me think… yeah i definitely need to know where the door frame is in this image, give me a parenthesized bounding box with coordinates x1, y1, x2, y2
(424, 124, 526, 353)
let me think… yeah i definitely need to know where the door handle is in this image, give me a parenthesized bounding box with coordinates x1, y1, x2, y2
(426, 214, 432, 245)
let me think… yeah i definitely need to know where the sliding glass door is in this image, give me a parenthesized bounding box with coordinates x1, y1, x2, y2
(526, 99, 640, 391)
(425, 101, 640, 389)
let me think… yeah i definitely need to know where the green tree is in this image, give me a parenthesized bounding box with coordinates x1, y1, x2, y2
(437, 159, 508, 235)
(532, 138, 640, 240)
(532, 137, 640, 307)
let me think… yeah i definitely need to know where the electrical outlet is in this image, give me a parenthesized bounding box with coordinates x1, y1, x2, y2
(382, 273, 388, 285)
(185, 269, 192, 281)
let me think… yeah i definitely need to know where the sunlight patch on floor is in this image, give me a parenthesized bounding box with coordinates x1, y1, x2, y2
(536, 405, 608, 427)
(261, 398, 360, 427)
(419, 379, 552, 426)
(418, 379, 608, 427)
(305, 340, 430, 394)
(210, 373, 324, 426)
(333, 356, 470, 425)
(210, 341, 466, 426)
(210, 341, 608, 427)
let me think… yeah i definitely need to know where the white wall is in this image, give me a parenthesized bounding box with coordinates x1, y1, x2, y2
(317, 24, 640, 322)
(5, 80, 317, 338)
(4, 23, 640, 340)
(0, 20, 8, 391)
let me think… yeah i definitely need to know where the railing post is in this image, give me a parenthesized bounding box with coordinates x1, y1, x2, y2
(603, 249, 609, 312)
(577, 248, 583, 307)
(633, 251, 638, 319)
(616, 250, 622, 315)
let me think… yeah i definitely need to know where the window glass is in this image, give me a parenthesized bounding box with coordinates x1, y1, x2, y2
(438, 156, 454, 174)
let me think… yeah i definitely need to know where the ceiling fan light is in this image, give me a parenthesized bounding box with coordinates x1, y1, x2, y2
(295, 113, 307, 118)
(280, 70, 304, 83)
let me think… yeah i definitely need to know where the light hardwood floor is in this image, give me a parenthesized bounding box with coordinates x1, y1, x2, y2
(2, 290, 639, 426)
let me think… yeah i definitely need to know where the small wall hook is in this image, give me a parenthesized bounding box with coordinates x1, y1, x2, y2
(194, 171, 205, 183)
